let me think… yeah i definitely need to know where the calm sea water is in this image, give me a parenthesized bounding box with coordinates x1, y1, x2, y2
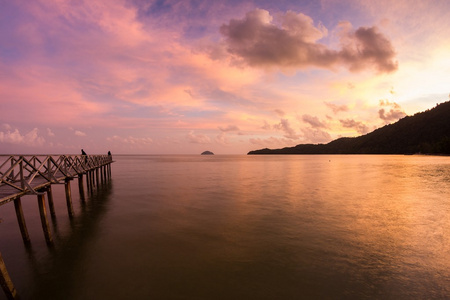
(1, 155, 450, 299)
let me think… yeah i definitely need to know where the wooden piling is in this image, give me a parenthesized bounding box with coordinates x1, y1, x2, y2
(101, 166, 106, 184)
(95, 168, 100, 187)
(65, 180, 74, 218)
(0, 252, 18, 300)
(78, 174, 85, 201)
(37, 194, 52, 244)
(85, 171, 90, 192)
(13, 198, 30, 245)
(88, 170, 93, 189)
(47, 186, 56, 217)
(89, 170, 93, 189)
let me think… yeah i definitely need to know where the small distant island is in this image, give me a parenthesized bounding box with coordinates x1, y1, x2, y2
(201, 151, 214, 155)
(248, 100, 450, 155)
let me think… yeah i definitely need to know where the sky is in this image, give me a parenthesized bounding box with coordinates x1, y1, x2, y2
(1, 0, 450, 155)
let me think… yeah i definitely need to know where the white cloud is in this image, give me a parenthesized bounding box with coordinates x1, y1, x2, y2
(0, 127, 45, 146)
(47, 128, 55, 137)
(75, 130, 87, 137)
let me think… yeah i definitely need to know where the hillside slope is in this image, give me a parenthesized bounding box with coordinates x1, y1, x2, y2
(248, 101, 450, 155)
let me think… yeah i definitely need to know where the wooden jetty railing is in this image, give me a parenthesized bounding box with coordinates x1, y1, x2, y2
(0, 154, 113, 300)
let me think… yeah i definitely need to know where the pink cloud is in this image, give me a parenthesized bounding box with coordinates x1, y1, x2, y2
(249, 136, 298, 147)
(339, 119, 370, 134)
(75, 130, 87, 137)
(220, 9, 397, 73)
(107, 135, 153, 145)
(273, 119, 299, 139)
(300, 127, 332, 143)
(187, 131, 211, 144)
(47, 128, 55, 137)
(378, 100, 406, 122)
(301, 114, 327, 128)
(0, 126, 45, 146)
(218, 125, 240, 132)
(215, 132, 229, 145)
(325, 102, 349, 114)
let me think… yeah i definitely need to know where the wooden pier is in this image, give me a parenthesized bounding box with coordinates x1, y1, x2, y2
(0, 154, 113, 299)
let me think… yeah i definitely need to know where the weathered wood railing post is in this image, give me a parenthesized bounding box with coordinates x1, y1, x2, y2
(95, 167, 100, 187)
(13, 157, 31, 245)
(13, 197, 30, 245)
(1, 154, 113, 246)
(101, 165, 105, 184)
(78, 174, 85, 201)
(47, 186, 56, 217)
(0, 252, 18, 300)
(87, 170, 94, 191)
(65, 179, 74, 218)
(37, 193, 53, 244)
(85, 171, 89, 193)
(91, 170, 95, 188)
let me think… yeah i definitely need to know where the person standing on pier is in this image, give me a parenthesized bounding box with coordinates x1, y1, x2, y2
(81, 149, 87, 164)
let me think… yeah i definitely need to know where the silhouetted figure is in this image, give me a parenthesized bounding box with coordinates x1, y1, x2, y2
(108, 151, 111, 156)
(81, 149, 87, 164)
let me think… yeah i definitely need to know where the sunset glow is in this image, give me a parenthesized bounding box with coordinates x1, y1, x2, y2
(1, 0, 449, 154)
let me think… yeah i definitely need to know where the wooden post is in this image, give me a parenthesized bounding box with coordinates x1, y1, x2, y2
(89, 170, 95, 191)
(13, 198, 30, 245)
(0, 252, 18, 300)
(101, 166, 106, 184)
(65, 180, 74, 218)
(78, 174, 85, 201)
(47, 186, 56, 217)
(85, 172, 90, 192)
(89, 171, 93, 191)
(37, 194, 53, 244)
(95, 168, 100, 187)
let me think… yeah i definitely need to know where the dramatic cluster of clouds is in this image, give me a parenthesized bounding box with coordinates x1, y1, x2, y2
(220, 9, 397, 73)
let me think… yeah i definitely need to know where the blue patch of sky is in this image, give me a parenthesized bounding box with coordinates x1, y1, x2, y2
(183, 24, 209, 39)
(0, 3, 33, 62)
(131, 0, 252, 39)
(146, 0, 174, 15)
